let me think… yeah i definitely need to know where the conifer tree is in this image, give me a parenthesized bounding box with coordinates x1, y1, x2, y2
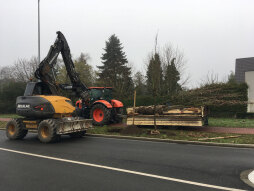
(98, 34, 133, 97)
(133, 71, 146, 95)
(164, 58, 181, 96)
(146, 53, 163, 96)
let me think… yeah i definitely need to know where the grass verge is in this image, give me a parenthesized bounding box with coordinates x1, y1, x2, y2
(87, 125, 254, 144)
(0, 114, 20, 118)
(209, 117, 254, 128)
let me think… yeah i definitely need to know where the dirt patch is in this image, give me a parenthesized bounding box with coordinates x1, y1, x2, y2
(188, 133, 207, 138)
(108, 123, 127, 128)
(121, 125, 143, 135)
(166, 132, 177, 136)
(0, 118, 11, 122)
(107, 127, 122, 133)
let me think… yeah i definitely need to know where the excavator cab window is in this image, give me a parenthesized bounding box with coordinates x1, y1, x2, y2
(24, 82, 52, 96)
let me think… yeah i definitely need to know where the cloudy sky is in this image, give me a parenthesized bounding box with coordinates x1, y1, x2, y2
(0, 0, 253, 87)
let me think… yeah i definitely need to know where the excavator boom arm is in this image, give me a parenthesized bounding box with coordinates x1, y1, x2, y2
(34, 31, 89, 100)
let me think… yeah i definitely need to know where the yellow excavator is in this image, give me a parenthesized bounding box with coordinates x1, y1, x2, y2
(6, 31, 91, 143)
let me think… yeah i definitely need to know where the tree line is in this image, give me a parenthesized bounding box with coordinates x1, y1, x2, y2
(0, 34, 237, 114)
(0, 34, 186, 98)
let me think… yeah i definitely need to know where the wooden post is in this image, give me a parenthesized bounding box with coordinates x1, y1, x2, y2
(132, 90, 136, 125)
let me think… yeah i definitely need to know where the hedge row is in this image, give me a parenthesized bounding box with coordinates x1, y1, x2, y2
(0, 80, 26, 114)
(171, 83, 248, 117)
(122, 83, 248, 117)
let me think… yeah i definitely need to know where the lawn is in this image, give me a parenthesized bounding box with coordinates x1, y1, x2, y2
(209, 117, 254, 128)
(0, 114, 20, 118)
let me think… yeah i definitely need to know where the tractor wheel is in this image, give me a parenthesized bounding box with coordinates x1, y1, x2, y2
(38, 119, 60, 143)
(113, 107, 124, 123)
(6, 119, 28, 140)
(69, 131, 86, 138)
(90, 104, 111, 126)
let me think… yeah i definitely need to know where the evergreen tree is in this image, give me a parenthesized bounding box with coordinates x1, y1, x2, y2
(133, 71, 146, 95)
(146, 53, 163, 96)
(164, 58, 181, 96)
(98, 34, 133, 97)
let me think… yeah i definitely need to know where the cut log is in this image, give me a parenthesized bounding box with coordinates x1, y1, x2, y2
(127, 105, 204, 115)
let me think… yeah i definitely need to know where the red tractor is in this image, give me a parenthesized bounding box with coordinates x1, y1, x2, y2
(76, 87, 124, 126)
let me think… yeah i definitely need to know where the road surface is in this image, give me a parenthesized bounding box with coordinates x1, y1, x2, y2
(0, 130, 253, 191)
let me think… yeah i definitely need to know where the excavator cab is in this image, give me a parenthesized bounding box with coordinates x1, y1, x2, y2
(24, 82, 53, 96)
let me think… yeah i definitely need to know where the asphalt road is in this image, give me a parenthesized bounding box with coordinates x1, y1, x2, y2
(0, 130, 253, 191)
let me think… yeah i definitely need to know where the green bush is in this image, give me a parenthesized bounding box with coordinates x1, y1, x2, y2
(171, 83, 248, 117)
(0, 80, 26, 114)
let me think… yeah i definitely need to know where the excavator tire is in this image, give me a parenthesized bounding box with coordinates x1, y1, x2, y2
(6, 119, 28, 140)
(38, 119, 60, 143)
(69, 130, 86, 138)
(90, 104, 111, 126)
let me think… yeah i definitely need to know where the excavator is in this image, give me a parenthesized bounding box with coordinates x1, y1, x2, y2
(6, 31, 123, 143)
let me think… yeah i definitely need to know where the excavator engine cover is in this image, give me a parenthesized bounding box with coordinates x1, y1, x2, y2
(16, 96, 55, 118)
(16, 95, 75, 119)
(17, 82, 75, 118)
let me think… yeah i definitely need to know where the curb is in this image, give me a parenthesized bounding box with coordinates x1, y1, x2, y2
(240, 169, 254, 189)
(86, 133, 254, 149)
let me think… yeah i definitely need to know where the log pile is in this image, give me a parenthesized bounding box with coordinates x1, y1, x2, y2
(126, 105, 208, 127)
(127, 105, 205, 116)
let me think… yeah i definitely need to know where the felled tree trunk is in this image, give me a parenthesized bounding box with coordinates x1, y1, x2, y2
(135, 105, 167, 115)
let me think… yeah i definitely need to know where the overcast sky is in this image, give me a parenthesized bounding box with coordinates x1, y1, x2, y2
(0, 0, 253, 87)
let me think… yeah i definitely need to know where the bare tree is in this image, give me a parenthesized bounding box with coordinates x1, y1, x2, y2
(200, 71, 219, 87)
(12, 56, 38, 82)
(0, 66, 13, 80)
(161, 44, 190, 87)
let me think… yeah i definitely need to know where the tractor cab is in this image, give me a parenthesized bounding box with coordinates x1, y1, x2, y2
(89, 87, 113, 103)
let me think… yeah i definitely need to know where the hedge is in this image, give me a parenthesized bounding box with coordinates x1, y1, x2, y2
(122, 83, 248, 118)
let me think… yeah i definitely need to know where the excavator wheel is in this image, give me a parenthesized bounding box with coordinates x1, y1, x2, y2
(90, 104, 111, 126)
(37, 119, 60, 143)
(6, 119, 28, 140)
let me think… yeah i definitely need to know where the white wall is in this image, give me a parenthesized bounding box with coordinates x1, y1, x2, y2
(245, 71, 254, 113)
